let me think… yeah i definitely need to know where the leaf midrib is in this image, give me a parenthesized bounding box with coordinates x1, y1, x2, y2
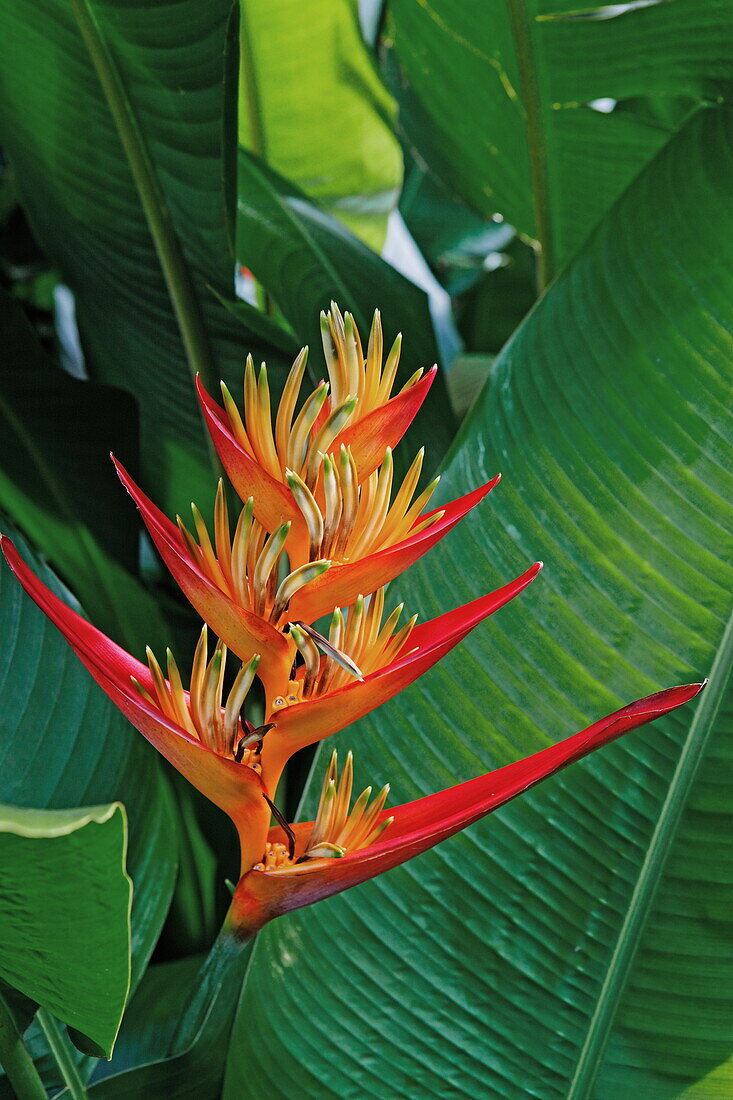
(238, 0, 267, 159)
(567, 601, 733, 1098)
(68, 0, 221, 466)
(506, 0, 553, 285)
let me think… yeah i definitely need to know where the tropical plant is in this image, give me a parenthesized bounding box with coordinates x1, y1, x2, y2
(0, 2, 730, 1098)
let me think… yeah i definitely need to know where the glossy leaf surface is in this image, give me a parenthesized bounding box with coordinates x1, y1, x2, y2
(238, 0, 401, 248)
(0, 802, 130, 1058)
(0, 0, 294, 515)
(225, 108, 733, 1099)
(0, 545, 177, 1001)
(390, 0, 733, 277)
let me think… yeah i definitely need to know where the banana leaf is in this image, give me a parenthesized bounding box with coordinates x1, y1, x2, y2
(238, 0, 401, 248)
(389, 0, 733, 280)
(224, 106, 733, 1100)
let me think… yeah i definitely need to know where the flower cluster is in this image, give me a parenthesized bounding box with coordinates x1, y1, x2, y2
(1, 304, 703, 938)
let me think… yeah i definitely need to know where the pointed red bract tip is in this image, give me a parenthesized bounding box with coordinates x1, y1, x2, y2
(111, 457, 293, 698)
(288, 474, 502, 622)
(195, 376, 302, 530)
(231, 678, 704, 931)
(261, 560, 542, 786)
(335, 364, 439, 470)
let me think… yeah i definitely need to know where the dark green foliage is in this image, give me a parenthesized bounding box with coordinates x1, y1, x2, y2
(0, 2, 730, 1095)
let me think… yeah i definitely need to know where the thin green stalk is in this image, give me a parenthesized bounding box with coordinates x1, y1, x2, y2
(0, 993, 48, 1100)
(37, 1008, 89, 1100)
(506, 0, 553, 289)
(67, 0, 221, 470)
(170, 916, 255, 1054)
(567, 607, 733, 1098)
(238, 0, 267, 161)
(237, 0, 273, 316)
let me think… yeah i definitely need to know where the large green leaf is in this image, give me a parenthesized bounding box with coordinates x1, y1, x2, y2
(0, 0, 294, 516)
(224, 108, 733, 1098)
(0, 289, 171, 653)
(87, 933, 253, 1099)
(0, 802, 130, 1058)
(238, 0, 401, 249)
(389, 0, 733, 280)
(0, 545, 177, 1001)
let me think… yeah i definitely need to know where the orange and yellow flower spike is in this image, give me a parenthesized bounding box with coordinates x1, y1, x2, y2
(196, 304, 437, 531)
(1, 300, 708, 946)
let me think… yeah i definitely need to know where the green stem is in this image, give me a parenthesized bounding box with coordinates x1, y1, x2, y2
(36, 1009, 89, 1100)
(170, 915, 255, 1054)
(238, 0, 266, 161)
(237, 1, 273, 316)
(567, 607, 733, 1099)
(67, 0, 221, 468)
(0, 993, 48, 1100)
(506, 0, 553, 289)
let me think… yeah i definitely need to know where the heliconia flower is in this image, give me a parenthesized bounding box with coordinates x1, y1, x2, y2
(257, 563, 543, 793)
(0, 536, 272, 875)
(287, 473, 500, 623)
(0, 529, 542, 835)
(113, 455, 501, 639)
(252, 749, 392, 870)
(229, 682, 705, 937)
(112, 462, 305, 699)
(196, 303, 437, 536)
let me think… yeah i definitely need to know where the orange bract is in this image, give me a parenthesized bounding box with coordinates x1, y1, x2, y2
(221, 304, 424, 492)
(135, 626, 261, 764)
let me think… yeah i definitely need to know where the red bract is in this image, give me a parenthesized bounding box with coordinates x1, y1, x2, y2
(331, 366, 437, 479)
(197, 375, 301, 532)
(230, 682, 704, 936)
(259, 563, 542, 791)
(112, 458, 293, 700)
(113, 457, 502, 657)
(0, 536, 271, 874)
(196, 366, 437, 530)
